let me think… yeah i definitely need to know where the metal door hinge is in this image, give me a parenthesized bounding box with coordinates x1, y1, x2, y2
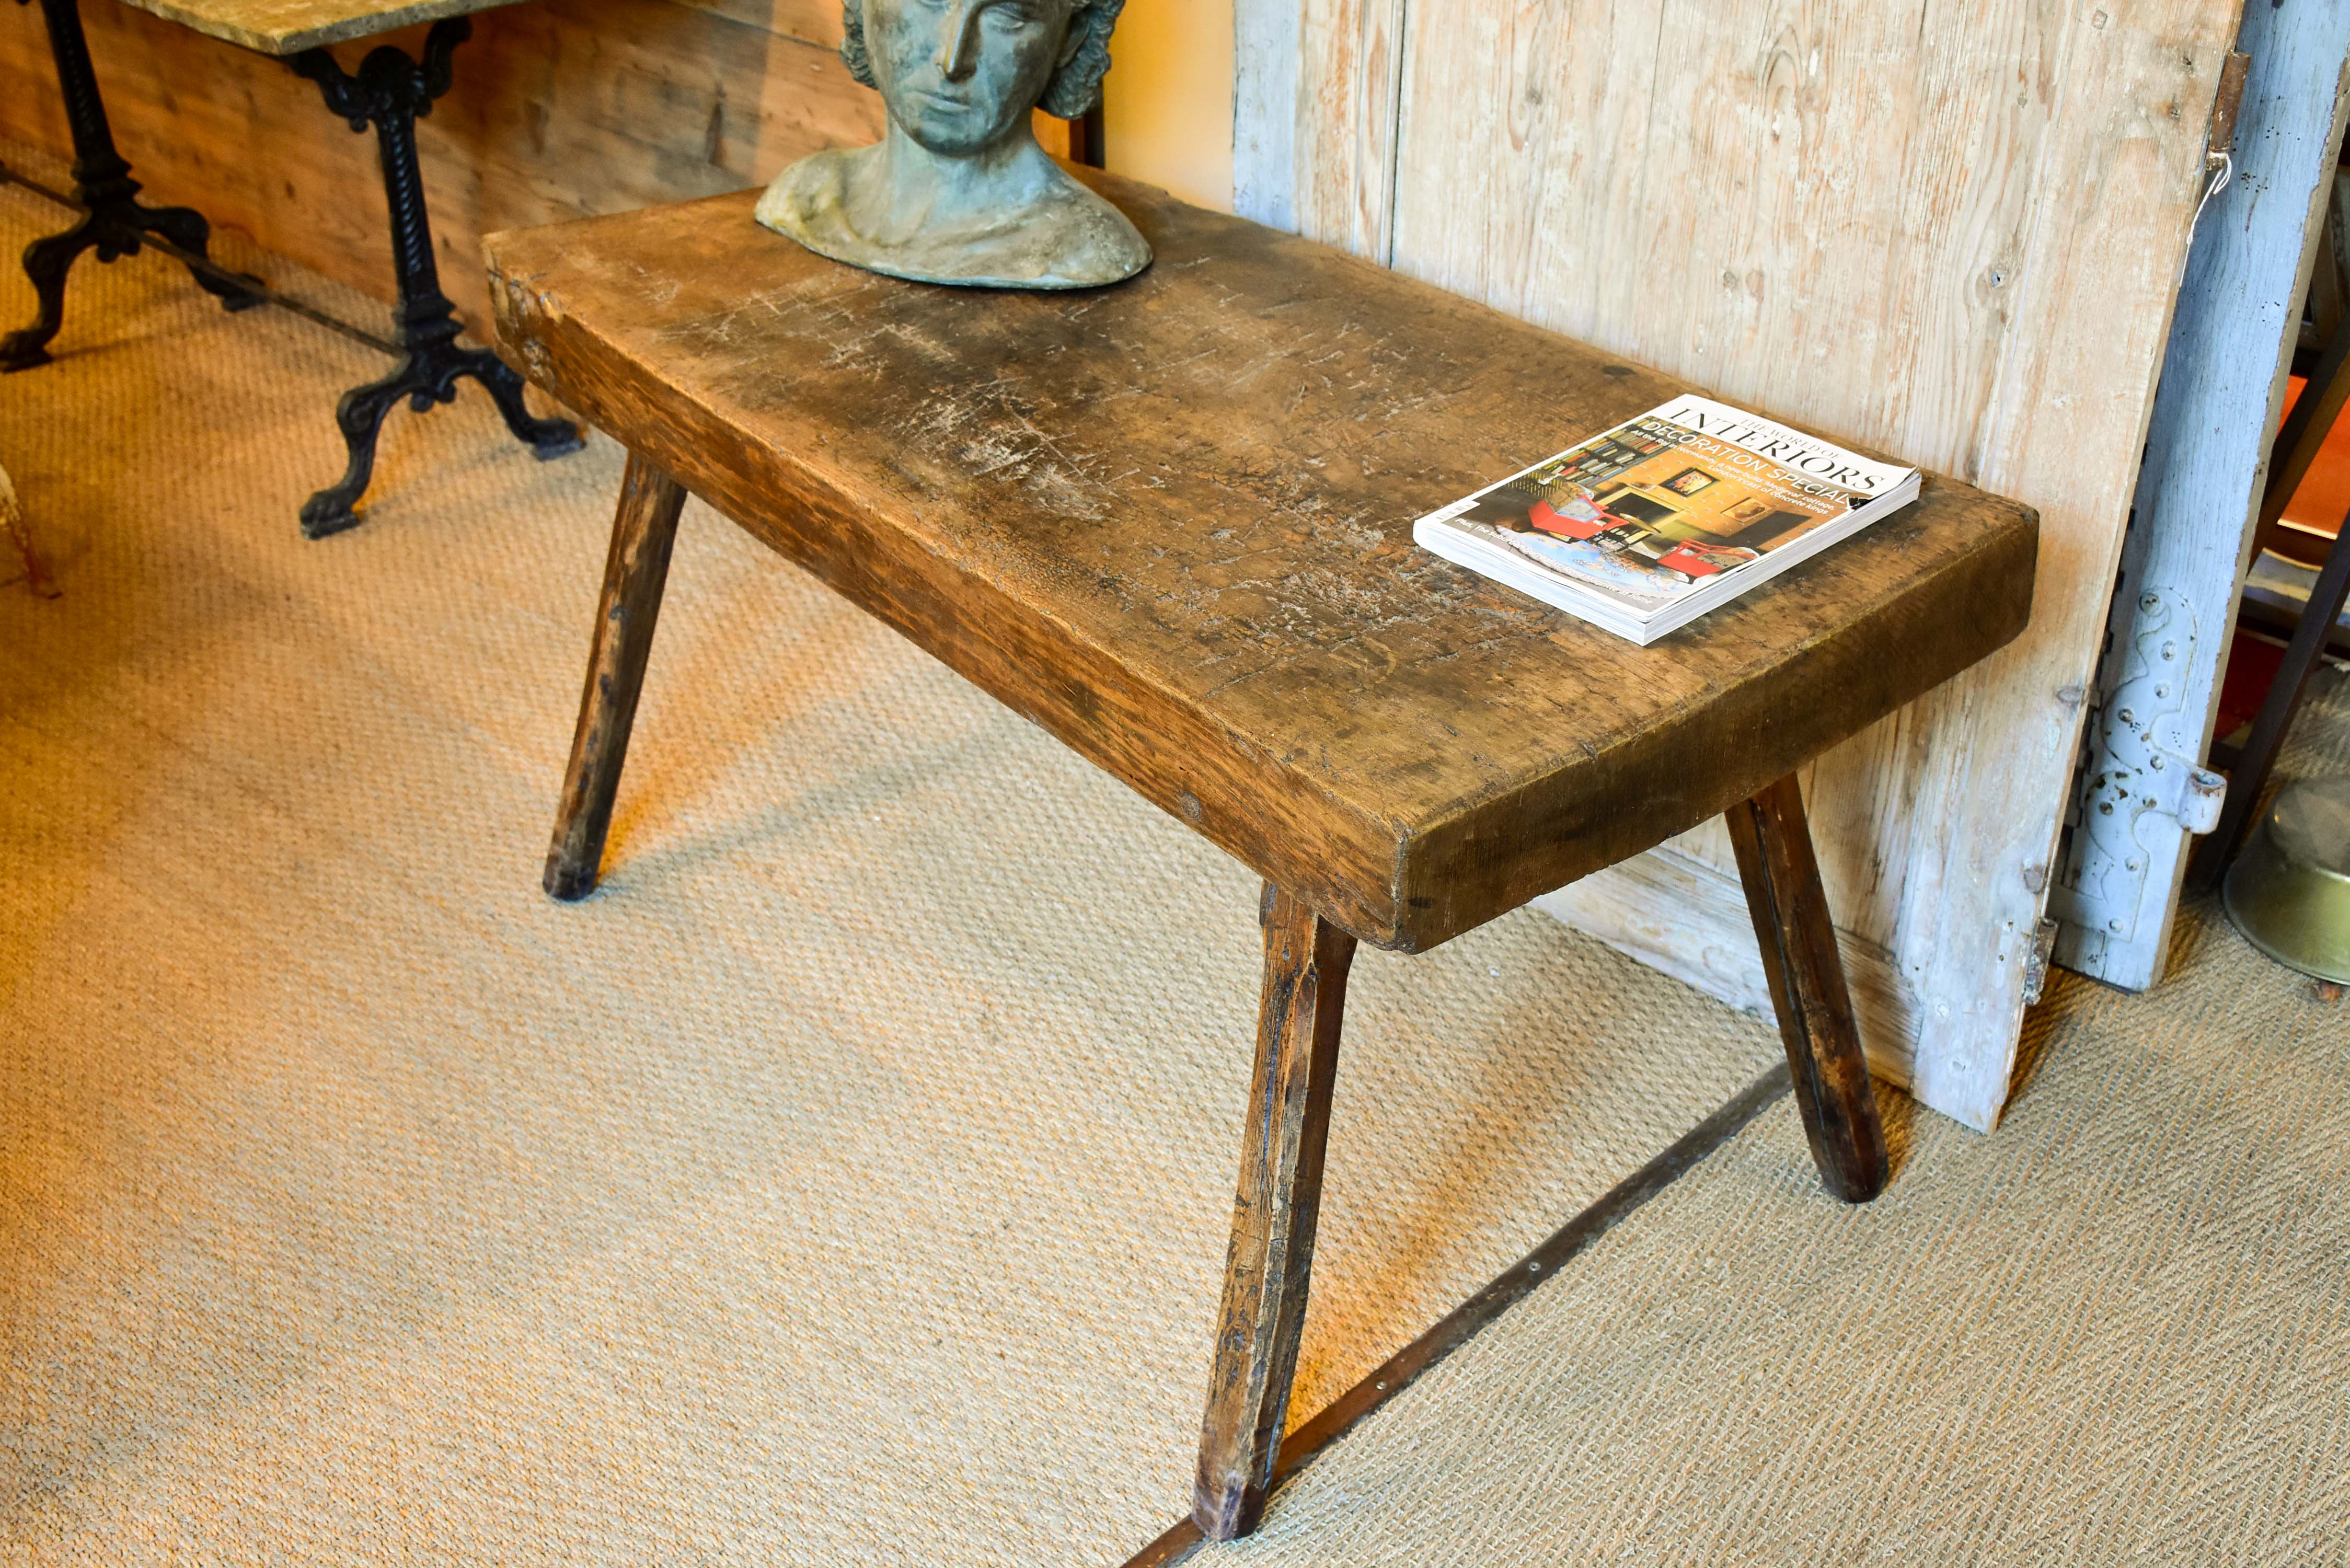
(2147, 748, 2228, 836)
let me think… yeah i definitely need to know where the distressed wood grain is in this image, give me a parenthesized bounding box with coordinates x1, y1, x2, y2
(108, 0, 528, 53)
(2055, 7, 2350, 986)
(545, 451, 688, 902)
(500, 180, 1995, 1540)
(486, 177, 2037, 952)
(1234, 0, 1403, 260)
(1249, 0, 2243, 1127)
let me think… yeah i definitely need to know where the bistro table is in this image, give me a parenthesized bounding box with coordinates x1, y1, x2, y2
(5, 0, 579, 534)
(487, 177, 2039, 1541)
(2, 0, 264, 372)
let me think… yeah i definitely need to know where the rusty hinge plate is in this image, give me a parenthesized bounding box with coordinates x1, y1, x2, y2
(2210, 51, 2253, 157)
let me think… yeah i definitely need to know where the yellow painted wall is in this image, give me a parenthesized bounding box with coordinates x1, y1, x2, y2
(1102, 0, 1235, 213)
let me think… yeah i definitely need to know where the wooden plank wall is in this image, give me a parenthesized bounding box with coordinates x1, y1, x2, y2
(0, 0, 1070, 332)
(1241, 0, 2247, 1130)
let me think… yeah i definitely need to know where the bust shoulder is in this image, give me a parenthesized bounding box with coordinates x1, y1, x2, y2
(753, 146, 864, 240)
(757, 146, 1150, 292)
(1000, 170, 1153, 291)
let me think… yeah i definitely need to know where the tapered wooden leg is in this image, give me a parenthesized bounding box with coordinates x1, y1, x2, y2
(1726, 774, 1890, 1204)
(544, 453, 687, 901)
(1193, 883, 1357, 1541)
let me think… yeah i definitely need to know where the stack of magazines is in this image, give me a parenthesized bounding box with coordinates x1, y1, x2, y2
(1413, 395, 1920, 644)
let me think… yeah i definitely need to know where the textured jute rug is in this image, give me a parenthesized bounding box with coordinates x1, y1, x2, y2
(1202, 748, 2350, 1565)
(4, 148, 2345, 1566)
(0, 155, 1784, 1563)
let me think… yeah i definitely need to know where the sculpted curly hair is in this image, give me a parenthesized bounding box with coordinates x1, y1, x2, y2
(840, 0, 1126, 119)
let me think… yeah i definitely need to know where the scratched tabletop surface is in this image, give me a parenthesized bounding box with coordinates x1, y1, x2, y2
(113, 0, 527, 53)
(487, 177, 2037, 951)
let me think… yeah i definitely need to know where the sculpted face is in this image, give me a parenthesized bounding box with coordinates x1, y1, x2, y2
(865, 0, 1081, 158)
(755, 0, 1149, 289)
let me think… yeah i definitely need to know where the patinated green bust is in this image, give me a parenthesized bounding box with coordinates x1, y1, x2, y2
(756, 0, 1151, 291)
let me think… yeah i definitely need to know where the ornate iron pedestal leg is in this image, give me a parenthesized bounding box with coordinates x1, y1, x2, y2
(289, 19, 580, 539)
(2, 0, 264, 372)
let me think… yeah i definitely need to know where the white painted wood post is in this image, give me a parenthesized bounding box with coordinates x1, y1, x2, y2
(2052, 3, 2350, 990)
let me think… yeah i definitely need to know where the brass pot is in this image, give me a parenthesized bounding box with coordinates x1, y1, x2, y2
(2224, 776, 2350, 984)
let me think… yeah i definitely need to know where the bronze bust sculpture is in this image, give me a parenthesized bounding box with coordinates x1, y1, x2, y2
(757, 0, 1152, 291)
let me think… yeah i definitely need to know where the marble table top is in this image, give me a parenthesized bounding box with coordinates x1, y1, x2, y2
(113, 0, 529, 54)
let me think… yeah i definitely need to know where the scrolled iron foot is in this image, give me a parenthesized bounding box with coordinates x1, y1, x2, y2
(299, 368, 416, 538)
(299, 348, 581, 537)
(0, 218, 95, 372)
(1, 206, 267, 374)
(140, 201, 266, 313)
(469, 348, 583, 459)
(1, 201, 264, 372)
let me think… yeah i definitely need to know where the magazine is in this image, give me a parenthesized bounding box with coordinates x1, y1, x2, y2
(1412, 396, 1920, 644)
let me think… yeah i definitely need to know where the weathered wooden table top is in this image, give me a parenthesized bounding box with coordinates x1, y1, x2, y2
(113, 0, 525, 53)
(487, 176, 2036, 953)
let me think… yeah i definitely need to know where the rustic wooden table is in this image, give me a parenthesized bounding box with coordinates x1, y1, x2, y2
(3, 0, 575, 533)
(487, 175, 2038, 1543)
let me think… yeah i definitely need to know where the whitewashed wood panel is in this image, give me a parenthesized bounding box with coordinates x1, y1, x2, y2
(1234, 0, 1403, 259)
(1533, 834, 1920, 1090)
(1242, 0, 2248, 1129)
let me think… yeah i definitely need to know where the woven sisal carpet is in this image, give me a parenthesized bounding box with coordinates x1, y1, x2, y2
(4, 148, 2346, 1565)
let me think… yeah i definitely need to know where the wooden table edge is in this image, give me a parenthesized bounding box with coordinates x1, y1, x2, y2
(484, 217, 2040, 953)
(112, 0, 533, 54)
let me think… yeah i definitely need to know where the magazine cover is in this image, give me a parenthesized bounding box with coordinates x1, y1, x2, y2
(1415, 396, 1917, 634)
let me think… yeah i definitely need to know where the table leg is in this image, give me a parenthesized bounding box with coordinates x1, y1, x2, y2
(2, 0, 263, 373)
(1726, 773, 1890, 1203)
(287, 19, 580, 538)
(544, 453, 686, 902)
(1194, 882, 1356, 1541)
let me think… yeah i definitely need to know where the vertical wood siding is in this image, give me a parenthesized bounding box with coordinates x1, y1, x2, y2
(1241, 0, 2247, 1129)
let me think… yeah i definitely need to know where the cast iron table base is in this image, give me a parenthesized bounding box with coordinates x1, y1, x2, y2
(288, 18, 579, 538)
(2, 0, 264, 373)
